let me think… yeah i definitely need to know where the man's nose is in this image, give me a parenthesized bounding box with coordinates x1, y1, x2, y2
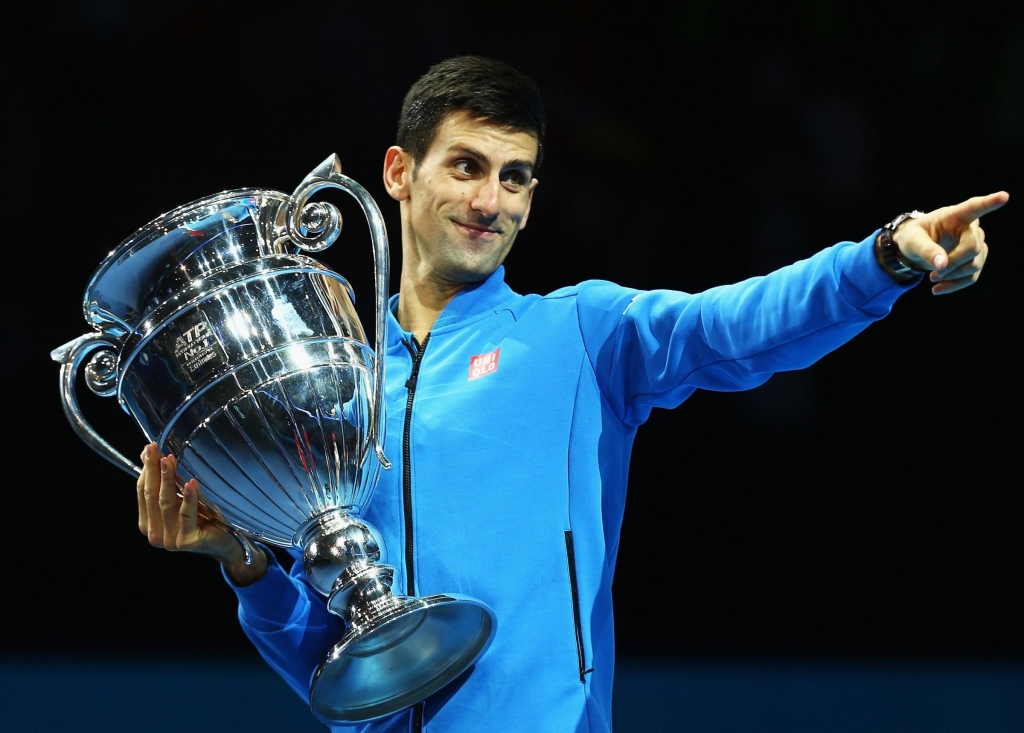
(470, 177, 500, 218)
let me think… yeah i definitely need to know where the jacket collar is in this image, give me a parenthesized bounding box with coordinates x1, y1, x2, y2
(386, 265, 517, 347)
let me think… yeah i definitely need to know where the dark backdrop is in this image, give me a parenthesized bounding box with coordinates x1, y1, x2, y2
(4, 0, 1022, 668)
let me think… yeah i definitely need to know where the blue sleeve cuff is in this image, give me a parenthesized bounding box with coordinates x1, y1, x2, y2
(222, 544, 308, 631)
(834, 230, 922, 313)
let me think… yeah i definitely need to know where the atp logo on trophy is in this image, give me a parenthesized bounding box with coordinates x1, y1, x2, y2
(168, 313, 222, 376)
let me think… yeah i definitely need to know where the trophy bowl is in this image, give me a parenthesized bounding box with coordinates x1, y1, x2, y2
(52, 155, 496, 724)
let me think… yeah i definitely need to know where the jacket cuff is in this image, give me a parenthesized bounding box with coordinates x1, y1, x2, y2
(222, 545, 305, 630)
(835, 230, 922, 313)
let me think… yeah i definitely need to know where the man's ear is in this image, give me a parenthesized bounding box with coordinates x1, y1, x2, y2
(383, 146, 412, 201)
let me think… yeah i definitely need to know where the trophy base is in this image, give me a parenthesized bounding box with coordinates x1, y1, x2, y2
(309, 593, 496, 724)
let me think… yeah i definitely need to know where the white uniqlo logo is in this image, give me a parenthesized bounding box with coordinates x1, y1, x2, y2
(468, 348, 500, 381)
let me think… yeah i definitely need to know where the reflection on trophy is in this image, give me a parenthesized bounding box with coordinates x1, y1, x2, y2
(51, 155, 496, 724)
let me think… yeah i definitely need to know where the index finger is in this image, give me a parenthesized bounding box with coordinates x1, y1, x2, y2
(944, 191, 1009, 228)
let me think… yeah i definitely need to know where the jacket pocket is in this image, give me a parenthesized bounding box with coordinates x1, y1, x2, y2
(564, 530, 593, 683)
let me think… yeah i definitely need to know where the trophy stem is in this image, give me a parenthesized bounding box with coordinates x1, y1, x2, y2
(297, 508, 496, 724)
(297, 509, 423, 647)
(297, 508, 386, 599)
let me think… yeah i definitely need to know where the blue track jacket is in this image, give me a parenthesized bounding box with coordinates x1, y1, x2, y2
(228, 233, 916, 732)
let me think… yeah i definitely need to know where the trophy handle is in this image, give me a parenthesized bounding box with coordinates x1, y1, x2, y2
(52, 333, 140, 477)
(286, 154, 392, 471)
(51, 334, 255, 565)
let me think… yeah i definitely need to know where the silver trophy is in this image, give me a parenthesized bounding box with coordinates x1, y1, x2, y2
(51, 155, 496, 724)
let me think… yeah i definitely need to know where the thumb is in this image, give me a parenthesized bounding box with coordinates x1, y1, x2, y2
(895, 224, 950, 272)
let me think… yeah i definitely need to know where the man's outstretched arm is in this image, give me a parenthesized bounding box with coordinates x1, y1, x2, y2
(576, 190, 1009, 424)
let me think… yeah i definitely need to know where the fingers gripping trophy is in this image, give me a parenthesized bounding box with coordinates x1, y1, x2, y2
(51, 155, 497, 724)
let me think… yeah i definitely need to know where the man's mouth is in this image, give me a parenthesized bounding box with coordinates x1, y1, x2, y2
(453, 220, 500, 237)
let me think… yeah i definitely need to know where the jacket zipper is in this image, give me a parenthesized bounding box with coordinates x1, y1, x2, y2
(401, 333, 429, 597)
(402, 334, 430, 733)
(413, 701, 424, 732)
(564, 530, 593, 683)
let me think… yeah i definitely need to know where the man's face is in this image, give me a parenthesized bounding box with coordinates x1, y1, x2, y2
(395, 110, 539, 287)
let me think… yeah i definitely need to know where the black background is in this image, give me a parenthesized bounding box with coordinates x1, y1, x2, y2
(4, 0, 1021, 666)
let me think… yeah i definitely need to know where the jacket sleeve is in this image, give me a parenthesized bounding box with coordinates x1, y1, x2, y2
(224, 546, 344, 702)
(577, 234, 919, 425)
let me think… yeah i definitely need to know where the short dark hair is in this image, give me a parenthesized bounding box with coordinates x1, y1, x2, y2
(397, 55, 546, 169)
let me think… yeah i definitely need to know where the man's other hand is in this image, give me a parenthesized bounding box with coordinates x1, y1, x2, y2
(137, 443, 267, 585)
(893, 191, 1008, 295)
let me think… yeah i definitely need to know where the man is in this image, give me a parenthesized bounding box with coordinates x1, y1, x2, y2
(136, 56, 1006, 732)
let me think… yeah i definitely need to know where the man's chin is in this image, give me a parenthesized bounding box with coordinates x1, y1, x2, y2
(440, 260, 502, 286)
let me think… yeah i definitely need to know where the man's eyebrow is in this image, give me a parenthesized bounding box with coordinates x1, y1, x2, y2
(449, 145, 535, 174)
(503, 158, 536, 173)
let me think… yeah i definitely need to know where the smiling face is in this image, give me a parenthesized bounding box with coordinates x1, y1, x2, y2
(385, 110, 539, 289)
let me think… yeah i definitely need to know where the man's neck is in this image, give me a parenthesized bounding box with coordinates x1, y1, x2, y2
(396, 269, 466, 344)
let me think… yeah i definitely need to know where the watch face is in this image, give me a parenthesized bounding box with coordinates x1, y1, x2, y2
(888, 215, 908, 231)
(890, 210, 925, 231)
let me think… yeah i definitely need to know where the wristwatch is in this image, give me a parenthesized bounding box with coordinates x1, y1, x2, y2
(876, 210, 926, 282)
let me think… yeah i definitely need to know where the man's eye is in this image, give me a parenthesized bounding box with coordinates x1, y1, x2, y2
(502, 171, 526, 187)
(455, 160, 477, 175)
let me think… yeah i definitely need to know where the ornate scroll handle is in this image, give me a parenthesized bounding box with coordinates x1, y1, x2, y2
(50, 334, 255, 565)
(286, 154, 392, 471)
(52, 333, 138, 476)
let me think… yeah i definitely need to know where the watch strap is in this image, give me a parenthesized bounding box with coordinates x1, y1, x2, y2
(877, 210, 926, 282)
